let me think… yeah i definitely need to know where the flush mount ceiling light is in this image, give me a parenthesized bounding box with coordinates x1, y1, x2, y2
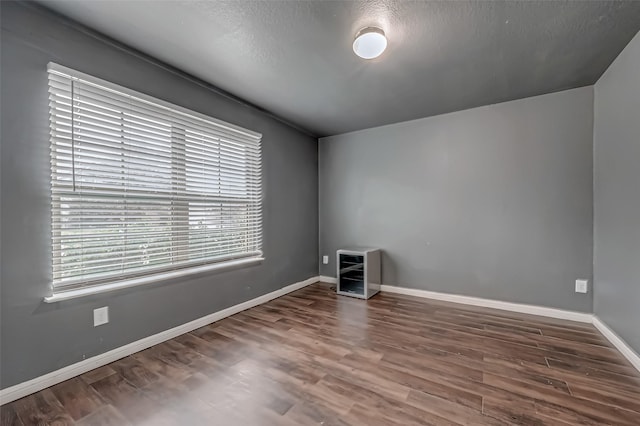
(353, 27, 387, 59)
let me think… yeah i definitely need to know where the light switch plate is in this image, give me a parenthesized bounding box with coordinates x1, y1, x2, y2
(575, 279, 588, 294)
(322, 255, 329, 265)
(94, 306, 109, 326)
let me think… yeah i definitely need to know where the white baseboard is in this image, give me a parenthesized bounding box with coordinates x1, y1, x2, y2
(592, 316, 640, 372)
(317, 279, 592, 322)
(0, 276, 319, 405)
(377, 284, 640, 373)
(4, 277, 638, 405)
(379, 284, 594, 323)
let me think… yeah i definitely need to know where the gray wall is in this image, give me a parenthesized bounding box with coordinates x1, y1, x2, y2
(593, 31, 640, 354)
(0, 2, 318, 389)
(320, 87, 594, 312)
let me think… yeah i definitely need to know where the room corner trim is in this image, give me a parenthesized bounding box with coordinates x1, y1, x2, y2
(592, 316, 640, 373)
(379, 284, 594, 323)
(318, 275, 337, 284)
(0, 276, 320, 405)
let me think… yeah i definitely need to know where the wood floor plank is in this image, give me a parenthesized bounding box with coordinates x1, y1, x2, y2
(323, 375, 457, 426)
(405, 389, 504, 426)
(50, 377, 106, 420)
(88, 373, 158, 423)
(481, 396, 562, 426)
(546, 356, 640, 389)
(79, 365, 117, 385)
(3, 282, 640, 425)
(75, 405, 131, 426)
(130, 351, 192, 383)
(109, 356, 159, 389)
(11, 389, 74, 425)
(484, 372, 640, 425)
(568, 381, 640, 413)
(0, 403, 25, 426)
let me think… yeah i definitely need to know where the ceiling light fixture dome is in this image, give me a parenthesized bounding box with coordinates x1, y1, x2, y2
(353, 27, 387, 59)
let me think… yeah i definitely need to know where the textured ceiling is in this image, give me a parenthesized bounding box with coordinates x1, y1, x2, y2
(40, 1, 640, 137)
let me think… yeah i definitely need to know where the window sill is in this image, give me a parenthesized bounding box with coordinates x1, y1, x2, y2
(43, 257, 264, 303)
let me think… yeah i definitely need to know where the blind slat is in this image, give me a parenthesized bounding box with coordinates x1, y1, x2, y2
(49, 80, 261, 146)
(49, 64, 263, 290)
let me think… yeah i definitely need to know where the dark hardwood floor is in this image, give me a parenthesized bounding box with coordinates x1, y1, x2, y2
(3, 282, 640, 425)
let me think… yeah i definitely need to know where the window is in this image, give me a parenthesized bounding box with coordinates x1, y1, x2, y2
(48, 63, 262, 296)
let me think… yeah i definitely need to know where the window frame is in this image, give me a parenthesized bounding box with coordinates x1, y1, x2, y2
(45, 63, 264, 302)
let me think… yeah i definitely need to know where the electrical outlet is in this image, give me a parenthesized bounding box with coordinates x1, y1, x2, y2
(93, 306, 109, 327)
(322, 255, 329, 265)
(575, 279, 588, 294)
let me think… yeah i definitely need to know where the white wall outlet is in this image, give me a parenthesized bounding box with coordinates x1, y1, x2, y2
(322, 255, 329, 265)
(575, 279, 588, 294)
(93, 306, 109, 327)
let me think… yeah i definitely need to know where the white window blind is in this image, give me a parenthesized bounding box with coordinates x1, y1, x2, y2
(48, 63, 262, 293)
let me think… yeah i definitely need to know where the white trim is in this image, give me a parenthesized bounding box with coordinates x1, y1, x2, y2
(1, 276, 319, 405)
(379, 284, 593, 323)
(378, 285, 640, 373)
(7, 278, 640, 405)
(592, 316, 640, 372)
(361, 282, 640, 373)
(44, 257, 265, 303)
